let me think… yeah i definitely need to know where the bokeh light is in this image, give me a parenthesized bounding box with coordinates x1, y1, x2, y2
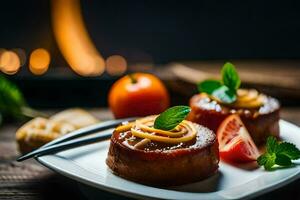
(0, 50, 21, 75)
(106, 55, 127, 76)
(0, 48, 6, 57)
(0, 48, 6, 67)
(51, 0, 105, 76)
(12, 48, 27, 66)
(29, 48, 51, 75)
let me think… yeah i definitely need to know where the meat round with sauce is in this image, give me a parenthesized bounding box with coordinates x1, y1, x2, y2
(187, 93, 280, 146)
(106, 121, 219, 186)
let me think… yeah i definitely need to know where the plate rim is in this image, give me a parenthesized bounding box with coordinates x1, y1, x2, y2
(36, 120, 300, 200)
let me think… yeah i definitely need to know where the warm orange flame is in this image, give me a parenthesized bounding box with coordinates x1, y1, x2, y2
(0, 50, 21, 75)
(29, 48, 51, 75)
(106, 55, 127, 76)
(51, 0, 105, 76)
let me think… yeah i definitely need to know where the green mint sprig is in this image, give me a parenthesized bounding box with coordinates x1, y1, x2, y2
(197, 62, 241, 104)
(0, 75, 27, 120)
(257, 136, 300, 170)
(154, 106, 191, 131)
(0, 75, 46, 123)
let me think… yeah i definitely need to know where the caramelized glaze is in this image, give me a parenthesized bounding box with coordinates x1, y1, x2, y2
(114, 122, 215, 152)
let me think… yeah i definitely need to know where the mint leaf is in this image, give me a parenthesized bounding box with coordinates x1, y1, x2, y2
(266, 136, 278, 154)
(257, 136, 300, 171)
(198, 80, 222, 94)
(197, 62, 241, 104)
(264, 154, 276, 170)
(257, 154, 268, 166)
(0, 75, 27, 119)
(154, 106, 191, 131)
(257, 153, 276, 171)
(275, 154, 292, 166)
(0, 75, 45, 121)
(212, 85, 236, 104)
(277, 142, 300, 160)
(221, 62, 241, 91)
(198, 80, 236, 103)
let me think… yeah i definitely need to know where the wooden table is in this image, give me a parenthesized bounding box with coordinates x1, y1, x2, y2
(1, 108, 300, 200)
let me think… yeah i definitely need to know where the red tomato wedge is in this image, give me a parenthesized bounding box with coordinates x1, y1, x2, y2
(217, 114, 260, 163)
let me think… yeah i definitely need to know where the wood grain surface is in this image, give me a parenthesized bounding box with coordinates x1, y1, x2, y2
(0, 108, 299, 200)
(165, 60, 300, 104)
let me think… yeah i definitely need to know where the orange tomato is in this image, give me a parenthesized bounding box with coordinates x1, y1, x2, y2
(108, 73, 170, 118)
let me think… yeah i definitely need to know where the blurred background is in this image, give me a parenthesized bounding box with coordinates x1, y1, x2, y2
(1, 0, 300, 107)
(1, 1, 300, 200)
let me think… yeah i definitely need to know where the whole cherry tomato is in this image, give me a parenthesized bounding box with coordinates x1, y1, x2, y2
(108, 73, 170, 118)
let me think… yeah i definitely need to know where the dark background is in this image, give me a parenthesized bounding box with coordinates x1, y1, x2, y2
(1, 0, 300, 65)
(1, 0, 300, 108)
(1, 2, 300, 200)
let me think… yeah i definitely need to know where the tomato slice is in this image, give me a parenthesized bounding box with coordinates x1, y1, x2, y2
(217, 114, 260, 163)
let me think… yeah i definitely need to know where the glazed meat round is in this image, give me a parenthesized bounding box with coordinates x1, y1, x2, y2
(106, 117, 219, 186)
(187, 90, 280, 146)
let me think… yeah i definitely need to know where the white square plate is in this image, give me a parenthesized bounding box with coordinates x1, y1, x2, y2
(37, 120, 300, 200)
